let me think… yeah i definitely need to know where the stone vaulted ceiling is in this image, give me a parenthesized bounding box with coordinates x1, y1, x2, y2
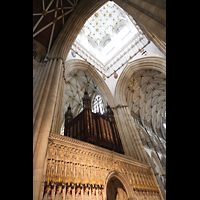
(83, 1, 128, 47)
(73, 1, 149, 76)
(126, 69, 166, 130)
(62, 69, 103, 118)
(33, 0, 81, 53)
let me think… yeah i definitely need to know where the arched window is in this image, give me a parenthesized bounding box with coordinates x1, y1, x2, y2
(162, 122, 166, 129)
(60, 122, 64, 135)
(92, 94, 105, 114)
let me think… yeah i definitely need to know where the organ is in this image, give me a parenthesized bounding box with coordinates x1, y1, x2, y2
(64, 90, 124, 154)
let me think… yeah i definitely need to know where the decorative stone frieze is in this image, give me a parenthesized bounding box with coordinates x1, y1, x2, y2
(42, 133, 163, 200)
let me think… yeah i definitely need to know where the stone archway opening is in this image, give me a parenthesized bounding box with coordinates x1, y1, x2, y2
(106, 176, 128, 200)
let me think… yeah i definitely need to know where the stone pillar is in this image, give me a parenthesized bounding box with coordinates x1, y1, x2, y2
(33, 59, 56, 155)
(113, 0, 166, 42)
(33, 58, 63, 200)
(128, 0, 166, 25)
(113, 105, 149, 164)
(33, 60, 53, 125)
(113, 108, 132, 157)
(51, 62, 65, 134)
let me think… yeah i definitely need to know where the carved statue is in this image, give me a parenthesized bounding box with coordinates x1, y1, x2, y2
(84, 187, 89, 198)
(43, 186, 51, 200)
(75, 187, 81, 200)
(66, 187, 72, 200)
(98, 188, 103, 200)
(91, 188, 96, 200)
(55, 186, 62, 200)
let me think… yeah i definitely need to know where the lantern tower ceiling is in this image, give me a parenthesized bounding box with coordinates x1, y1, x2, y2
(72, 1, 149, 76)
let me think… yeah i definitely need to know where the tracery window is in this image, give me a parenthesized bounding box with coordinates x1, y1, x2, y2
(92, 94, 105, 114)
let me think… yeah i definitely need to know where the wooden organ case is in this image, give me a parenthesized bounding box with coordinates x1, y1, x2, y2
(64, 90, 124, 154)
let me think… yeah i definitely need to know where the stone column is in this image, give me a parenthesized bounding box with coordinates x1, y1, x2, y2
(123, 106, 149, 164)
(33, 58, 63, 200)
(33, 59, 55, 155)
(113, 105, 149, 164)
(128, 0, 166, 25)
(113, 0, 166, 42)
(33, 60, 54, 125)
(113, 108, 132, 157)
(51, 62, 65, 134)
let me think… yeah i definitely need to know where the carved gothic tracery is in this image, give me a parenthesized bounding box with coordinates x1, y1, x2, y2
(42, 133, 162, 200)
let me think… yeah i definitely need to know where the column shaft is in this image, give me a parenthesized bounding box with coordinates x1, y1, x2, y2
(33, 58, 62, 200)
(33, 59, 56, 156)
(33, 60, 52, 126)
(114, 0, 166, 42)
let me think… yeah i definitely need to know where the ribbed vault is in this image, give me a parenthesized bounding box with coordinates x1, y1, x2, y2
(115, 56, 166, 132)
(126, 68, 166, 129)
(63, 59, 115, 109)
(62, 68, 105, 118)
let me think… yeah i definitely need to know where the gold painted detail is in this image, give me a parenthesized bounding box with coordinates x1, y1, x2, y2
(42, 10, 47, 16)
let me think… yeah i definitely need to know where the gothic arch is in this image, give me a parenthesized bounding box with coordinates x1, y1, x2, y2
(104, 170, 136, 199)
(64, 59, 115, 107)
(47, 0, 166, 61)
(48, 0, 108, 60)
(110, 56, 166, 162)
(114, 56, 166, 104)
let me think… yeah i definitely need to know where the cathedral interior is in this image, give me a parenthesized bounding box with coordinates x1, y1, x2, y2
(33, 0, 166, 199)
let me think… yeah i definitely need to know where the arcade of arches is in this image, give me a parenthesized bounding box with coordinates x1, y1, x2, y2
(33, 1, 166, 200)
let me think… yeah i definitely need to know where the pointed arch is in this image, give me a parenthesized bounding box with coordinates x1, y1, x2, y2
(47, 0, 166, 61)
(115, 56, 166, 104)
(64, 59, 115, 107)
(104, 170, 135, 199)
(110, 56, 165, 161)
(48, 0, 108, 60)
